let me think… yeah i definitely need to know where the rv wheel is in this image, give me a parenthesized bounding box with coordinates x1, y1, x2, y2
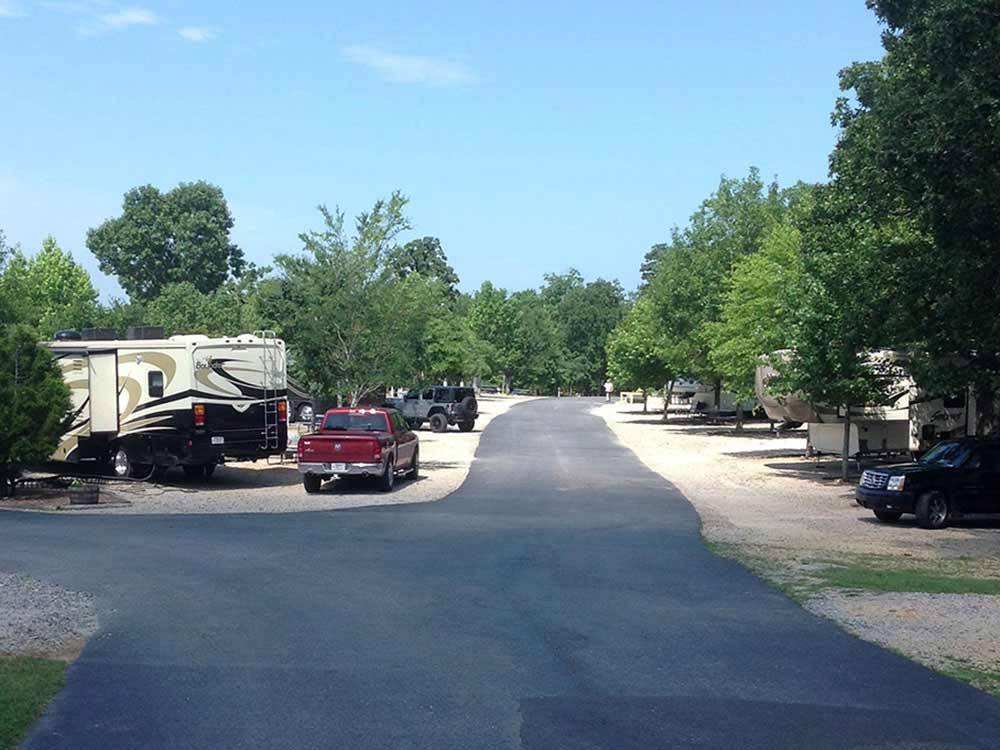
(112, 447, 133, 479)
(203, 463, 216, 478)
(182, 465, 203, 480)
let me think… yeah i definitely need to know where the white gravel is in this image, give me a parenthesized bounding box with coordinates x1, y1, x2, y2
(0, 572, 98, 659)
(62, 395, 535, 515)
(805, 591, 1000, 674)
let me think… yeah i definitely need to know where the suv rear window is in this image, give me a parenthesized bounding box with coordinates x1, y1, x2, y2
(322, 412, 389, 432)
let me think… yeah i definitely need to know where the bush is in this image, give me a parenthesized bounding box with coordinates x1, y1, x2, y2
(0, 326, 71, 496)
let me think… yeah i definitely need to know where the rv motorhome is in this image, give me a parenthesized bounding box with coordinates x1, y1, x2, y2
(45, 328, 288, 479)
(755, 350, 972, 456)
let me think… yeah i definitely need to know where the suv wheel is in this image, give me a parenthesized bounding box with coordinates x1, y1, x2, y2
(429, 413, 448, 433)
(458, 420, 475, 432)
(916, 491, 950, 529)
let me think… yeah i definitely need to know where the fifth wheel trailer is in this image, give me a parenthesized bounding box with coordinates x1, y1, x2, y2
(45, 328, 288, 478)
(754, 350, 973, 456)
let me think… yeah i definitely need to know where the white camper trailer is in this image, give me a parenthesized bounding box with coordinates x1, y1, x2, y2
(45, 328, 288, 478)
(755, 350, 972, 456)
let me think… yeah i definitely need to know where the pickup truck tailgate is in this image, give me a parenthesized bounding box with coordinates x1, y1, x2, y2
(298, 433, 382, 463)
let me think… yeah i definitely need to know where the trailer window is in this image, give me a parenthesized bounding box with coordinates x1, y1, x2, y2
(148, 371, 164, 398)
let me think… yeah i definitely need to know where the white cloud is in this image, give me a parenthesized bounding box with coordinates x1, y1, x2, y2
(0, 1, 25, 18)
(177, 25, 216, 43)
(79, 6, 159, 35)
(342, 45, 477, 87)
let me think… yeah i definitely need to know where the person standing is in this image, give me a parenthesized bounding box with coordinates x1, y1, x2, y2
(604, 380, 614, 402)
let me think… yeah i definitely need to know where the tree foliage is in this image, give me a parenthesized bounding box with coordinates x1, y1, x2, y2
(87, 181, 245, 301)
(389, 236, 460, 294)
(606, 296, 678, 393)
(0, 236, 98, 337)
(0, 326, 71, 495)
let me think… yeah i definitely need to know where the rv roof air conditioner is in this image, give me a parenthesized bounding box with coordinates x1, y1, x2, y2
(53, 329, 82, 341)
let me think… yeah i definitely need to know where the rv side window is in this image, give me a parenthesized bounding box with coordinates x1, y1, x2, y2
(148, 371, 165, 398)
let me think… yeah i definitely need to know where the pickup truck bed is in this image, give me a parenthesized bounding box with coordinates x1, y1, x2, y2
(297, 407, 419, 493)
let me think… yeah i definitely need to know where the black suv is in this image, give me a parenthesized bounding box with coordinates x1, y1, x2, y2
(856, 438, 1000, 529)
(386, 386, 479, 433)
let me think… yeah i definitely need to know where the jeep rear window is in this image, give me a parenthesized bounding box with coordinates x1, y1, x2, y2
(322, 413, 389, 432)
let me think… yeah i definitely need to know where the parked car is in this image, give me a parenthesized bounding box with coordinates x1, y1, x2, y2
(296, 407, 419, 493)
(855, 438, 1000, 529)
(385, 386, 479, 432)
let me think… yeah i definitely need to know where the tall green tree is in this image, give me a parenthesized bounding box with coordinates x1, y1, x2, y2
(606, 295, 680, 413)
(829, 0, 1000, 433)
(469, 281, 519, 391)
(87, 181, 245, 301)
(0, 326, 72, 495)
(707, 222, 806, 401)
(262, 192, 412, 405)
(1, 236, 99, 337)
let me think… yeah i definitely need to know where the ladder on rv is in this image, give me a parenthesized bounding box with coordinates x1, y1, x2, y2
(255, 330, 281, 451)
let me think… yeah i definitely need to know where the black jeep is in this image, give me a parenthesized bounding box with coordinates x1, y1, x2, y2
(386, 386, 479, 433)
(855, 438, 1000, 529)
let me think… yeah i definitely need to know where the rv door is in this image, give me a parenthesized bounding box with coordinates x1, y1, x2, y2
(88, 351, 119, 433)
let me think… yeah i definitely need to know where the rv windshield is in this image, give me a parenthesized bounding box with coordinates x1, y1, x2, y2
(322, 413, 389, 432)
(919, 441, 972, 468)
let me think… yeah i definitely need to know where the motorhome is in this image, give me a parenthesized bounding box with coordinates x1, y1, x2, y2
(755, 350, 972, 456)
(45, 327, 288, 479)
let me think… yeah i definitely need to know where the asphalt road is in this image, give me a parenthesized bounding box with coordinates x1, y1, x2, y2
(4, 398, 1000, 749)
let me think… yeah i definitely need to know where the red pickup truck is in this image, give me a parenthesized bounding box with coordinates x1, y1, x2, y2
(296, 407, 419, 493)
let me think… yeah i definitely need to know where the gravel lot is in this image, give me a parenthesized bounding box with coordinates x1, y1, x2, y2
(805, 592, 1000, 674)
(43, 395, 534, 515)
(598, 401, 1000, 680)
(0, 572, 98, 659)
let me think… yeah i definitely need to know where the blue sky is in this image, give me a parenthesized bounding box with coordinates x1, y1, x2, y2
(0, 1, 885, 300)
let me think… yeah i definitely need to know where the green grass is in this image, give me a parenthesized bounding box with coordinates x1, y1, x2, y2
(0, 656, 67, 750)
(815, 564, 1000, 595)
(941, 660, 1000, 700)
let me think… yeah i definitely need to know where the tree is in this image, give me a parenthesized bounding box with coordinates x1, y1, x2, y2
(469, 282, 519, 391)
(646, 170, 803, 403)
(707, 222, 806, 402)
(0, 326, 72, 496)
(507, 290, 564, 393)
(87, 181, 245, 300)
(830, 0, 1000, 433)
(1, 236, 99, 337)
(548, 276, 626, 393)
(263, 192, 412, 406)
(389, 237, 460, 293)
(606, 295, 679, 413)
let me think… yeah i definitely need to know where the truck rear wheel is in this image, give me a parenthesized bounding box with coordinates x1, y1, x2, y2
(429, 413, 448, 433)
(303, 474, 322, 494)
(378, 458, 395, 492)
(458, 420, 475, 432)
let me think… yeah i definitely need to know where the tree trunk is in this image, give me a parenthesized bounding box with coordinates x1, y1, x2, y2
(661, 380, 674, 423)
(841, 407, 852, 482)
(975, 382, 997, 436)
(713, 380, 722, 418)
(735, 403, 744, 433)
(642, 391, 648, 414)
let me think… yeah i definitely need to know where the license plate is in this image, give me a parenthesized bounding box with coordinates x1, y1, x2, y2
(325, 463, 347, 472)
(211, 436, 225, 445)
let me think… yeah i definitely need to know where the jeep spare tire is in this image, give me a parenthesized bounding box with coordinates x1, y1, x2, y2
(429, 413, 448, 433)
(461, 395, 478, 416)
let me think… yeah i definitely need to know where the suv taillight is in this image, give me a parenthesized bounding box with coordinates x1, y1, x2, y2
(193, 404, 206, 427)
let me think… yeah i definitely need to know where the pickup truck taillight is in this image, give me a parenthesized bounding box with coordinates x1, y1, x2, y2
(277, 399, 287, 422)
(193, 404, 206, 427)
